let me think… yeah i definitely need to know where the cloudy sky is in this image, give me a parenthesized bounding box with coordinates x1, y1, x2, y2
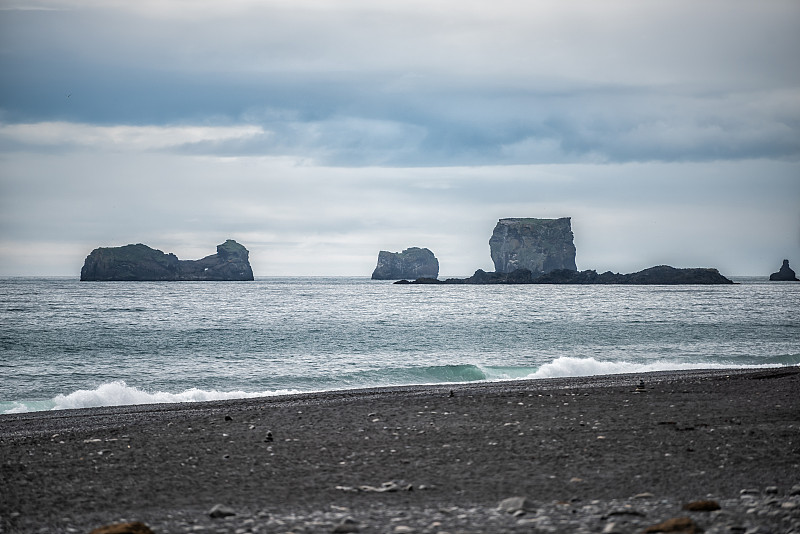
(1, 0, 798, 277)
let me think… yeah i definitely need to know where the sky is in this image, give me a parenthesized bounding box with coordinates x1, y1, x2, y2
(1, 0, 798, 277)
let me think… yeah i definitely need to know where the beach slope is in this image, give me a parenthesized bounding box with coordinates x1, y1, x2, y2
(1, 368, 799, 533)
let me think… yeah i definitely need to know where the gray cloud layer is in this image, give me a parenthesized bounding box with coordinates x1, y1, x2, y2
(2, 1, 799, 165)
(1, 0, 798, 275)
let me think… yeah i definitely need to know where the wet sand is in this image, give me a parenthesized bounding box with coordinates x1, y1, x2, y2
(1, 367, 799, 533)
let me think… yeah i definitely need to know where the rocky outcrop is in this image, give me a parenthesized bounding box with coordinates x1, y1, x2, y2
(489, 218, 577, 274)
(396, 265, 734, 285)
(769, 259, 799, 281)
(80, 240, 254, 281)
(371, 247, 439, 280)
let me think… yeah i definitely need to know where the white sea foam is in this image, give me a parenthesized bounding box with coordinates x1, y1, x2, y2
(54, 381, 305, 411)
(3, 359, 791, 414)
(527, 356, 780, 379)
(3, 402, 37, 414)
(1, 381, 302, 414)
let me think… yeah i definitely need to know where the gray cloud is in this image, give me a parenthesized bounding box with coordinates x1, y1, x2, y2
(1, 1, 799, 276)
(2, 1, 799, 165)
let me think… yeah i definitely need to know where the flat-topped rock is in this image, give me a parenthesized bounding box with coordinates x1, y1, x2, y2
(396, 265, 734, 285)
(80, 240, 254, 281)
(371, 247, 439, 280)
(769, 259, 799, 281)
(489, 218, 577, 275)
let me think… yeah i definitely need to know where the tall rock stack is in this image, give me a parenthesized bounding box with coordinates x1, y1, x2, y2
(371, 247, 439, 280)
(489, 218, 577, 274)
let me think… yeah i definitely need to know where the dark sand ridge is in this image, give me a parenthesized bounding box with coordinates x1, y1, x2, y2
(1, 367, 799, 533)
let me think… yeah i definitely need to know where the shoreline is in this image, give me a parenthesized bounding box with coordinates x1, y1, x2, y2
(2, 367, 799, 533)
(3, 364, 791, 417)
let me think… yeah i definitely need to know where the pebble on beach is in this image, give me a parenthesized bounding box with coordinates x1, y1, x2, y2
(498, 496, 536, 514)
(88, 522, 155, 534)
(332, 517, 360, 533)
(643, 516, 703, 533)
(207, 504, 237, 519)
(683, 500, 721, 511)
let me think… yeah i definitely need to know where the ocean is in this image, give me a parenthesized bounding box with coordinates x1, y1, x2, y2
(1, 277, 798, 414)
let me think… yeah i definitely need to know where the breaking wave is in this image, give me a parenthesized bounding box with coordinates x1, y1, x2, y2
(2, 381, 302, 414)
(3, 356, 794, 414)
(524, 356, 787, 379)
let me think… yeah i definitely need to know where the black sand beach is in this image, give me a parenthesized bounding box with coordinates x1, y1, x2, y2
(2, 368, 799, 533)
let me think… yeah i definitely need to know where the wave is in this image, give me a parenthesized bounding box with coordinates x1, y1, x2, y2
(523, 356, 786, 379)
(338, 364, 491, 386)
(3, 357, 794, 414)
(2, 381, 302, 414)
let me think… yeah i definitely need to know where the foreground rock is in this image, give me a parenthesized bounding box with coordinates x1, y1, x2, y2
(80, 239, 254, 281)
(89, 522, 154, 534)
(489, 217, 577, 274)
(769, 259, 799, 281)
(371, 247, 439, 280)
(396, 265, 734, 285)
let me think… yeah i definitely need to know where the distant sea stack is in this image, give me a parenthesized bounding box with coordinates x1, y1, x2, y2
(80, 240, 254, 281)
(769, 259, 799, 281)
(489, 218, 577, 275)
(371, 247, 439, 280)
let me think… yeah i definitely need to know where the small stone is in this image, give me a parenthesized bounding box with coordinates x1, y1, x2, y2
(332, 517, 360, 533)
(605, 509, 645, 519)
(265, 431, 273, 442)
(89, 522, 155, 534)
(765, 486, 778, 494)
(224, 415, 233, 421)
(393, 526, 415, 534)
(643, 517, 702, 533)
(603, 523, 624, 534)
(683, 500, 720, 511)
(208, 504, 236, 518)
(498, 496, 536, 514)
(634, 492, 656, 499)
(781, 501, 798, 509)
(789, 484, 800, 496)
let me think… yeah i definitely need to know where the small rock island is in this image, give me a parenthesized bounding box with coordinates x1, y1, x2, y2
(769, 259, 799, 281)
(371, 247, 439, 280)
(398, 265, 733, 285)
(395, 217, 734, 285)
(80, 239, 254, 281)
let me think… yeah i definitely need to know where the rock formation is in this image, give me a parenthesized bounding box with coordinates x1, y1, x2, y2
(769, 259, 799, 281)
(371, 247, 439, 280)
(80, 239, 254, 281)
(489, 218, 577, 274)
(396, 265, 734, 285)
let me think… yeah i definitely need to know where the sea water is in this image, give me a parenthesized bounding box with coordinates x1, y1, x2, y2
(1, 277, 798, 414)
